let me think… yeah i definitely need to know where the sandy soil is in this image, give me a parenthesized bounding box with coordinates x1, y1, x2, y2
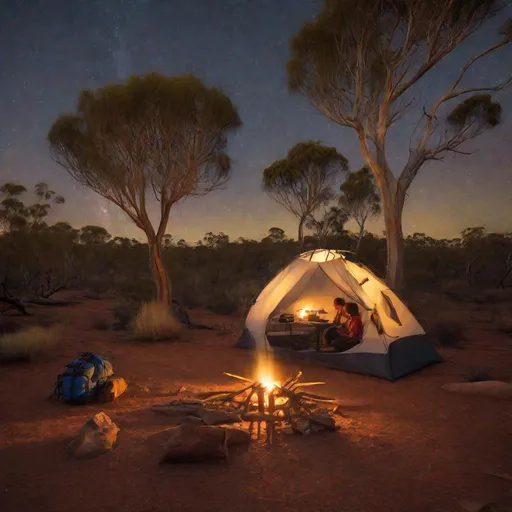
(1, 298, 512, 512)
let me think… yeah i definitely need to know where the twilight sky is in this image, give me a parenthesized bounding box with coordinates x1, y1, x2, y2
(1, 0, 511, 243)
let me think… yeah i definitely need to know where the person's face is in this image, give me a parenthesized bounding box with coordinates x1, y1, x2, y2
(334, 301, 341, 311)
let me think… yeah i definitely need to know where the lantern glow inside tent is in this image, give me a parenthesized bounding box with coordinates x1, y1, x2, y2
(234, 249, 441, 381)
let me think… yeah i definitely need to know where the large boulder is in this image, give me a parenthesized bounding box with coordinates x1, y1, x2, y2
(68, 412, 119, 459)
(159, 424, 250, 463)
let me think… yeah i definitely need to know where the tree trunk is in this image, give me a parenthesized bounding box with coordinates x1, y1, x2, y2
(355, 223, 365, 258)
(382, 188, 405, 291)
(149, 240, 171, 305)
(298, 216, 306, 254)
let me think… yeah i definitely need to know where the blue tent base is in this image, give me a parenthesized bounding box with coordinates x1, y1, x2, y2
(234, 331, 442, 381)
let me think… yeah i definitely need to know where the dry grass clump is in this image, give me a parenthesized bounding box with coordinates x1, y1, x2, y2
(0, 325, 62, 362)
(132, 301, 183, 341)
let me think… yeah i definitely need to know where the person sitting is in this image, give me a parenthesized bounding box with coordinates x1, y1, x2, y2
(322, 297, 348, 347)
(331, 302, 363, 353)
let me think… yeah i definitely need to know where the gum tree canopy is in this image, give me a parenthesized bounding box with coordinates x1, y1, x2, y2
(48, 73, 241, 305)
(263, 140, 348, 252)
(288, 0, 511, 290)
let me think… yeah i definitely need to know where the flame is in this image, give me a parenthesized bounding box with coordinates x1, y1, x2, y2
(260, 376, 276, 391)
(256, 351, 278, 392)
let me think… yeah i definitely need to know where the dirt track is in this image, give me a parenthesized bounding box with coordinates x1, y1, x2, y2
(1, 299, 512, 512)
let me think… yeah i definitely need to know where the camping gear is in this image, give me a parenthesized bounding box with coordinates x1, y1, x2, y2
(278, 313, 295, 323)
(52, 352, 114, 404)
(234, 249, 441, 380)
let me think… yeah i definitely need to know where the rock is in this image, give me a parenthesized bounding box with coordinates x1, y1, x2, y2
(277, 426, 296, 435)
(98, 377, 128, 403)
(68, 412, 119, 459)
(442, 381, 512, 399)
(309, 413, 338, 431)
(159, 424, 250, 463)
(292, 418, 311, 435)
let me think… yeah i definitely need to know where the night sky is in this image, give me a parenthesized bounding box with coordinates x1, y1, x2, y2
(1, 0, 511, 243)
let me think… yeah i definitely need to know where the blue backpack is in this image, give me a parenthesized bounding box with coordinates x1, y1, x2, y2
(52, 352, 114, 405)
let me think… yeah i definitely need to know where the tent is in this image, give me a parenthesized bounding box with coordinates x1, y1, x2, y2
(234, 249, 441, 381)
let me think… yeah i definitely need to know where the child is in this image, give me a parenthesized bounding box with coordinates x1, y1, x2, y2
(331, 302, 363, 352)
(322, 297, 348, 348)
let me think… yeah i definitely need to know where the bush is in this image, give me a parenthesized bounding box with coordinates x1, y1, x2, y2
(0, 325, 62, 362)
(132, 301, 183, 341)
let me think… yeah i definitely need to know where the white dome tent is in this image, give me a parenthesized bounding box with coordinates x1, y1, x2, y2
(234, 249, 441, 380)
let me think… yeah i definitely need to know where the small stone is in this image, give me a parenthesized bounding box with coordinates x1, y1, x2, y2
(293, 418, 310, 435)
(277, 426, 295, 435)
(309, 413, 338, 431)
(68, 412, 119, 459)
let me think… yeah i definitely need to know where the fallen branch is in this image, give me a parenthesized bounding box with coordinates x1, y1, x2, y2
(223, 372, 254, 384)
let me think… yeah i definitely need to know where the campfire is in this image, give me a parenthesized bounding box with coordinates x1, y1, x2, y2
(196, 369, 340, 442)
(152, 355, 340, 444)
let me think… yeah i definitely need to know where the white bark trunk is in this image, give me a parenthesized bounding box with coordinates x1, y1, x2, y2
(381, 185, 405, 291)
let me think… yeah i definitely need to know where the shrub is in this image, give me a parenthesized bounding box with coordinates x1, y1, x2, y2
(430, 321, 466, 348)
(0, 325, 62, 362)
(132, 301, 183, 341)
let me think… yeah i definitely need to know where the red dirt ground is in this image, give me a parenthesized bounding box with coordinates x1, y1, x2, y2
(1, 298, 512, 512)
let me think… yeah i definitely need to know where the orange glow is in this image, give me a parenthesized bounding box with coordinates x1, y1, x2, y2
(298, 308, 310, 319)
(260, 375, 276, 391)
(256, 351, 278, 392)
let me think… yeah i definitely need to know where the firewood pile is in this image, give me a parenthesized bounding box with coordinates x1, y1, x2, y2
(152, 370, 341, 443)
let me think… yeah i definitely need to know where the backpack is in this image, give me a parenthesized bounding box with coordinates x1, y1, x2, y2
(52, 352, 114, 405)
